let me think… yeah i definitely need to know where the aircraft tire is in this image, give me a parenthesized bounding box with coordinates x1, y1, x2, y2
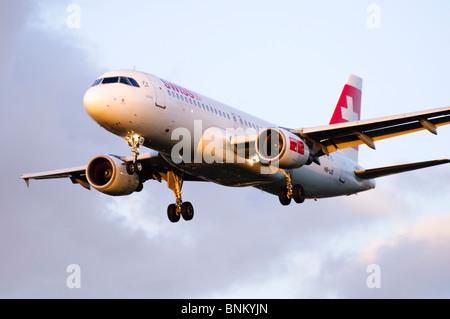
(278, 187, 291, 206)
(292, 184, 305, 204)
(167, 204, 180, 223)
(126, 162, 135, 175)
(181, 202, 194, 221)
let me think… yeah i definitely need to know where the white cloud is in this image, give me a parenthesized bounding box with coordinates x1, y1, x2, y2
(360, 213, 450, 264)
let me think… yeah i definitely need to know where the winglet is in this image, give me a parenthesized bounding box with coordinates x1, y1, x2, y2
(21, 176, 30, 188)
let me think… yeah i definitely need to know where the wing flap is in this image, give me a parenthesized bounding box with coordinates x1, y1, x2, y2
(355, 159, 450, 179)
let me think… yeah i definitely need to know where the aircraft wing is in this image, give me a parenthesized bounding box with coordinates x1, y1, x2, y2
(20, 151, 202, 190)
(21, 166, 88, 188)
(295, 106, 450, 155)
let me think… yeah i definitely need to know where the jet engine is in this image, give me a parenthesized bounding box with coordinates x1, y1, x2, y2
(86, 155, 140, 196)
(256, 128, 310, 169)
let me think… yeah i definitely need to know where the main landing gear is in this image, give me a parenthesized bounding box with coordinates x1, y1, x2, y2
(164, 171, 194, 223)
(278, 169, 305, 206)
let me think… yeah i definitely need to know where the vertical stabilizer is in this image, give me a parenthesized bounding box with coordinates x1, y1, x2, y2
(329, 74, 363, 162)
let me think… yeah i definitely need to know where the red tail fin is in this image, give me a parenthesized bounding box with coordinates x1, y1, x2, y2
(330, 74, 362, 124)
(330, 74, 363, 162)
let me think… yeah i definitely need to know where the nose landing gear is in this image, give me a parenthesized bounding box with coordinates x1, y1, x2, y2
(125, 134, 145, 175)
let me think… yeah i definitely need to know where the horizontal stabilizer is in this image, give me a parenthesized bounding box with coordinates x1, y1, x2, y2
(355, 159, 450, 179)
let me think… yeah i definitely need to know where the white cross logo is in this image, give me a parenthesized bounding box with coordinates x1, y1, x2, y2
(341, 96, 359, 122)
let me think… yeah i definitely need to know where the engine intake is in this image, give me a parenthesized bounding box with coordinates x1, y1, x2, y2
(86, 155, 140, 196)
(256, 128, 310, 169)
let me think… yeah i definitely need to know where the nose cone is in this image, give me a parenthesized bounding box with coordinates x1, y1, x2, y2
(83, 87, 108, 121)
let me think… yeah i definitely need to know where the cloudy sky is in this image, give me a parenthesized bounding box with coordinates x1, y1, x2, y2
(1, 0, 450, 298)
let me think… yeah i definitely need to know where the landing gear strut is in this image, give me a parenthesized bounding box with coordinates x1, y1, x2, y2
(125, 134, 145, 175)
(164, 171, 194, 223)
(122, 135, 194, 222)
(278, 169, 305, 206)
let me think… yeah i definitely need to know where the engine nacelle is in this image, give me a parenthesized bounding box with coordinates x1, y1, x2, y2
(256, 128, 310, 169)
(86, 155, 140, 196)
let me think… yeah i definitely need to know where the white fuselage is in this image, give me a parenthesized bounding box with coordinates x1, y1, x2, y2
(83, 70, 375, 199)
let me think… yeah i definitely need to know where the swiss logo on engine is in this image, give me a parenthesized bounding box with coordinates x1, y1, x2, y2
(289, 137, 304, 155)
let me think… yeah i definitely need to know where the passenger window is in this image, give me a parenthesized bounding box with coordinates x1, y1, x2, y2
(102, 77, 119, 84)
(128, 78, 140, 87)
(233, 115, 237, 122)
(206, 105, 210, 111)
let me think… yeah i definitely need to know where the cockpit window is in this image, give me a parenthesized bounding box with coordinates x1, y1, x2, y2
(120, 77, 131, 85)
(91, 76, 140, 88)
(92, 78, 102, 86)
(127, 77, 140, 87)
(102, 77, 119, 84)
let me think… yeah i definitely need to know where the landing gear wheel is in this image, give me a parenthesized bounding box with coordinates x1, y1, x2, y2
(292, 184, 305, 204)
(278, 187, 291, 206)
(126, 162, 136, 175)
(135, 161, 143, 172)
(126, 161, 142, 175)
(181, 202, 194, 221)
(167, 204, 180, 223)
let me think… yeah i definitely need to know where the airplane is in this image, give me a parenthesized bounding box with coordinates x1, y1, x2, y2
(21, 70, 450, 222)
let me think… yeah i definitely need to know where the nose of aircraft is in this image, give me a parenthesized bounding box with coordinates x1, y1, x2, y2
(83, 87, 109, 121)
